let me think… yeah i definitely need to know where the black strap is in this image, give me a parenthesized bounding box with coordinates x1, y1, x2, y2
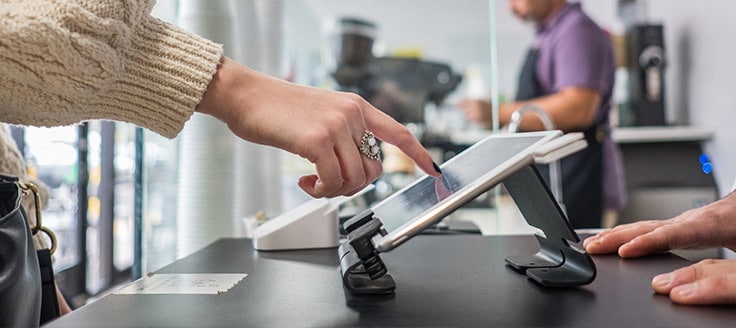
(37, 248, 60, 325)
(515, 48, 541, 101)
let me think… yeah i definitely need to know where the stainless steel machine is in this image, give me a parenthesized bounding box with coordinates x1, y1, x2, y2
(329, 17, 462, 125)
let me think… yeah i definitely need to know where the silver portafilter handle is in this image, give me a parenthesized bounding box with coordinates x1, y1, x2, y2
(507, 104, 566, 214)
(507, 104, 556, 132)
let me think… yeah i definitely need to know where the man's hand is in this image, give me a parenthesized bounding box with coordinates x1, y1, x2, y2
(651, 259, 736, 304)
(458, 98, 493, 129)
(583, 192, 736, 258)
(583, 191, 736, 305)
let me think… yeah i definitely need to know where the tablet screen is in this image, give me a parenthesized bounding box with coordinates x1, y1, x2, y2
(371, 132, 558, 251)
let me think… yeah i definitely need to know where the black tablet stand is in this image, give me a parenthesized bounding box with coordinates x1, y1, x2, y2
(338, 164, 596, 295)
(503, 165, 596, 287)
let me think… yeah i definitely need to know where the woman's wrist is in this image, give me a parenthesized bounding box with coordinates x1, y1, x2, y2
(196, 57, 241, 122)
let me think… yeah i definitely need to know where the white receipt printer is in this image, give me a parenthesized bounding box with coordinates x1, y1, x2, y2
(252, 198, 339, 251)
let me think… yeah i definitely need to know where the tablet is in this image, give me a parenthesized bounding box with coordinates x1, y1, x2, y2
(370, 131, 562, 252)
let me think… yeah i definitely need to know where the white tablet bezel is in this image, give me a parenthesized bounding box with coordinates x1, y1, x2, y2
(372, 131, 563, 252)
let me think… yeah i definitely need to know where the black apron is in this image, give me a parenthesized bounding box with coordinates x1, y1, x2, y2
(515, 48, 603, 228)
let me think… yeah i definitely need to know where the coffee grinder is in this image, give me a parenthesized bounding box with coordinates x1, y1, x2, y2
(626, 24, 667, 126)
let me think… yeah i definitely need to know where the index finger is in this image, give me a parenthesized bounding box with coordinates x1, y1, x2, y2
(583, 220, 665, 255)
(618, 220, 711, 258)
(363, 105, 439, 177)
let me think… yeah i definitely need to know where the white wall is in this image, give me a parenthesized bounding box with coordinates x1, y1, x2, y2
(294, 0, 491, 63)
(285, 0, 498, 97)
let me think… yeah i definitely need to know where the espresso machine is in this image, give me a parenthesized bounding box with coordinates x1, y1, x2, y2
(626, 24, 667, 126)
(329, 17, 462, 125)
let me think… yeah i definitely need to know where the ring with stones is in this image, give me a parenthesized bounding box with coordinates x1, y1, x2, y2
(359, 130, 381, 160)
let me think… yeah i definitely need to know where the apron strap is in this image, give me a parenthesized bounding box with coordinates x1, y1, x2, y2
(516, 48, 541, 101)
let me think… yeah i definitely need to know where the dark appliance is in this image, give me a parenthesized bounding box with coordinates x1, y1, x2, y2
(627, 24, 666, 126)
(329, 17, 462, 124)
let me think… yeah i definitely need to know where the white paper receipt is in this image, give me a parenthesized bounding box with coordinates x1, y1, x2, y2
(114, 273, 247, 295)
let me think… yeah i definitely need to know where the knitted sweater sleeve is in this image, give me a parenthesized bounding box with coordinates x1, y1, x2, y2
(0, 0, 224, 138)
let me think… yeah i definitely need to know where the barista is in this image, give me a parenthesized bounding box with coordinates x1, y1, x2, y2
(460, 0, 625, 228)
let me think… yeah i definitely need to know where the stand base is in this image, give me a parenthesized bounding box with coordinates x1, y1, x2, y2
(505, 235, 596, 287)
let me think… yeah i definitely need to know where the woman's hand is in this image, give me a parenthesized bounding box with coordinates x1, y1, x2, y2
(196, 57, 439, 198)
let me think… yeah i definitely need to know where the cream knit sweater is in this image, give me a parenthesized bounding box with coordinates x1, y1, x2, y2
(0, 0, 225, 138)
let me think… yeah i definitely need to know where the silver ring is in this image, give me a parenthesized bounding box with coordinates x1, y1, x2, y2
(359, 130, 381, 160)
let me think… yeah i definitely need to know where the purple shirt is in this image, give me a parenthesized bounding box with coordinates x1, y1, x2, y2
(534, 3, 615, 121)
(534, 3, 626, 210)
